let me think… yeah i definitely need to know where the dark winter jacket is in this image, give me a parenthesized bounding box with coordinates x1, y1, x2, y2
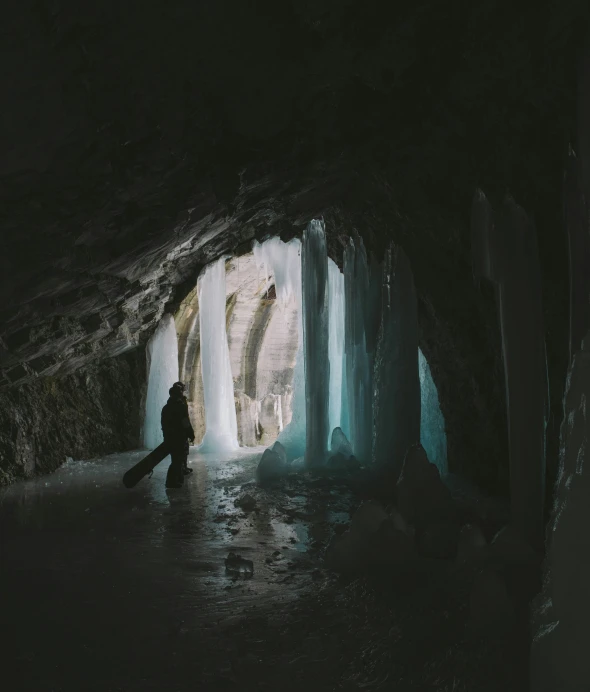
(161, 389, 195, 445)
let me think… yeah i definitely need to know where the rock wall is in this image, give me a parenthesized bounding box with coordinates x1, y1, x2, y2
(0, 349, 146, 486)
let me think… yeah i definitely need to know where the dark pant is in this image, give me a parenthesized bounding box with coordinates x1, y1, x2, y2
(165, 439, 189, 487)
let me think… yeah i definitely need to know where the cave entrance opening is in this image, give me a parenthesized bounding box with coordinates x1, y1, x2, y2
(144, 221, 447, 477)
(175, 243, 304, 456)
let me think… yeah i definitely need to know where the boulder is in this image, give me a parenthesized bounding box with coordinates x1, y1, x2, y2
(330, 427, 354, 458)
(256, 448, 287, 483)
(272, 440, 287, 466)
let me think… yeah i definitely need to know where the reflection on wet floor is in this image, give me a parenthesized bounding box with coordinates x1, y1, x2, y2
(0, 447, 355, 691)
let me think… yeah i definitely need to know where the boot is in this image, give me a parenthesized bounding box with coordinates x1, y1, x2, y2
(165, 464, 184, 489)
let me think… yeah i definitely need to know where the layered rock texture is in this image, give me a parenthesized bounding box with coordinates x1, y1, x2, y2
(0, 349, 145, 485)
(1, 1, 585, 490)
(176, 253, 299, 447)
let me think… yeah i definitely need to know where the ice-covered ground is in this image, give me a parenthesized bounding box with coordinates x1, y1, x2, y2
(0, 448, 353, 691)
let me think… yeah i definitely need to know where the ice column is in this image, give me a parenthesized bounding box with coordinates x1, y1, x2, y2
(372, 245, 420, 475)
(253, 237, 306, 460)
(471, 190, 547, 550)
(302, 219, 330, 466)
(328, 258, 347, 437)
(419, 348, 447, 474)
(344, 238, 373, 463)
(197, 257, 239, 453)
(143, 314, 179, 449)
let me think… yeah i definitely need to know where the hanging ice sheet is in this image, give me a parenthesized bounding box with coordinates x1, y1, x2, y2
(328, 258, 347, 437)
(143, 314, 179, 449)
(419, 348, 447, 474)
(253, 236, 306, 460)
(197, 257, 239, 453)
(302, 219, 330, 466)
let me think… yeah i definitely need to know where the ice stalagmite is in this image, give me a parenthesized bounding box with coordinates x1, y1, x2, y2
(328, 258, 347, 437)
(302, 219, 330, 466)
(253, 237, 306, 460)
(197, 257, 239, 453)
(471, 190, 547, 550)
(531, 334, 590, 691)
(343, 238, 372, 463)
(143, 314, 179, 449)
(564, 147, 590, 362)
(373, 244, 420, 476)
(419, 348, 447, 475)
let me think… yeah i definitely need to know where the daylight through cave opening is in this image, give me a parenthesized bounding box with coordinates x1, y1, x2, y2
(144, 222, 447, 473)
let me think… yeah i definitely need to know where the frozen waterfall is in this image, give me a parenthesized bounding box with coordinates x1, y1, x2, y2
(197, 257, 239, 453)
(419, 348, 447, 474)
(373, 245, 420, 475)
(328, 258, 348, 437)
(253, 237, 306, 460)
(302, 219, 330, 466)
(143, 314, 179, 449)
(343, 238, 373, 463)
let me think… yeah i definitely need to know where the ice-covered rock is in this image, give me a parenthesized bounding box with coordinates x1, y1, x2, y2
(272, 441, 287, 466)
(289, 456, 305, 472)
(330, 427, 353, 458)
(256, 448, 287, 483)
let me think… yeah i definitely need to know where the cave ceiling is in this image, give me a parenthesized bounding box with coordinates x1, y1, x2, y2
(0, 0, 585, 388)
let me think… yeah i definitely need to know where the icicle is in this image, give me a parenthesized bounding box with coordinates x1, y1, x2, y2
(373, 245, 420, 475)
(419, 348, 447, 474)
(302, 219, 330, 466)
(143, 314, 179, 449)
(197, 257, 239, 453)
(343, 238, 373, 463)
(328, 258, 347, 437)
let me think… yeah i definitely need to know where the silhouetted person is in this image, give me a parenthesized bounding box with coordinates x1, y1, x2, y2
(161, 381, 195, 488)
(172, 381, 195, 476)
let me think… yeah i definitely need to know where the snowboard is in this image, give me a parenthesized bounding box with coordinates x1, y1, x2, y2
(122, 443, 169, 488)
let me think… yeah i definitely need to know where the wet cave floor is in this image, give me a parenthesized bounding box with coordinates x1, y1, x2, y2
(0, 449, 527, 691)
